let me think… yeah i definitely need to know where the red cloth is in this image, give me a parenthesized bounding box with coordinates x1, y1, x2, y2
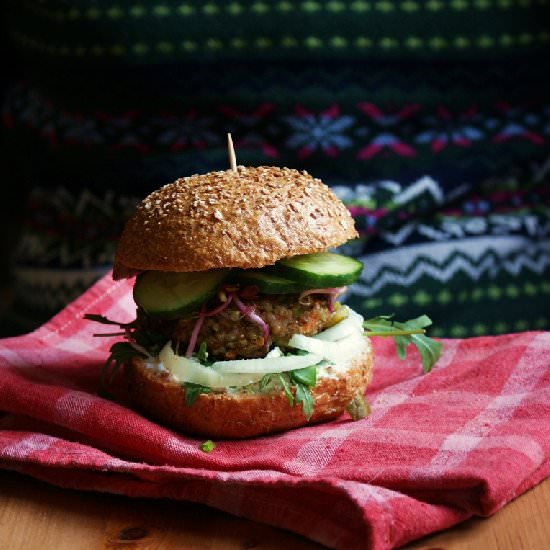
(1, 274, 549, 549)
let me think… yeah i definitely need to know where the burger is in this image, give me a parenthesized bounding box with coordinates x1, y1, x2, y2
(89, 166, 376, 438)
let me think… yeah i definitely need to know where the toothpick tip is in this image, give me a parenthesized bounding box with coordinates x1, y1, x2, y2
(227, 133, 238, 173)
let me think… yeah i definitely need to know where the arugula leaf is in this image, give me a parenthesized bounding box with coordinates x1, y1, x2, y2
(404, 314, 433, 329)
(259, 369, 317, 419)
(259, 373, 273, 392)
(295, 382, 314, 421)
(363, 315, 442, 373)
(100, 342, 147, 397)
(183, 382, 211, 406)
(290, 366, 317, 387)
(200, 440, 215, 453)
(260, 373, 294, 406)
(409, 333, 443, 373)
(85, 312, 167, 357)
(278, 374, 294, 406)
(261, 366, 318, 419)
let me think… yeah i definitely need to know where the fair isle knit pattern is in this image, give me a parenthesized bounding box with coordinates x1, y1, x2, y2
(8, 0, 550, 60)
(2, 0, 548, 335)
(339, 171, 550, 337)
(10, 170, 550, 336)
(3, 84, 548, 182)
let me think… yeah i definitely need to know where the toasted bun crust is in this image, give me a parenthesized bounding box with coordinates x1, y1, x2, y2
(113, 166, 357, 279)
(125, 339, 373, 439)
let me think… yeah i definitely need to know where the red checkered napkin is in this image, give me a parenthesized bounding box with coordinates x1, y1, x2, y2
(1, 273, 549, 549)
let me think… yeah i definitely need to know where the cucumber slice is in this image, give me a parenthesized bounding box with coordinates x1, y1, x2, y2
(232, 269, 304, 294)
(276, 252, 363, 287)
(133, 269, 230, 319)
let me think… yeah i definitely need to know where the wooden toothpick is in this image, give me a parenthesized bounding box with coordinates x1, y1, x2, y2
(227, 133, 237, 173)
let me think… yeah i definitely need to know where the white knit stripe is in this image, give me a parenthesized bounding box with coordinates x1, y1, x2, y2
(420, 333, 550, 475)
(360, 236, 530, 273)
(351, 236, 550, 297)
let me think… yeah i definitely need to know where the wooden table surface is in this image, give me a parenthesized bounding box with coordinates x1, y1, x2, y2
(0, 470, 548, 549)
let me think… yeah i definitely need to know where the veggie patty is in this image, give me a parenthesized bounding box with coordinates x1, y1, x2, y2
(137, 294, 335, 360)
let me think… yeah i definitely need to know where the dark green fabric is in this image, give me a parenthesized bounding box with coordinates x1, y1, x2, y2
(8, 0, 550, 63)
(1, 0, 548, 337)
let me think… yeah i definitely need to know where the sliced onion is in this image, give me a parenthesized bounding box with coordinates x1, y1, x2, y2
(233, 294, 270, 352)
(288, 332, 365, 363)
(314, 307, 364, 342)
(212, 353, 323, 374)
(288, 333, 327, 356)
(160, 343, 264, 388)
(314, 318, 359, 342)
(346, 307, 365, 327)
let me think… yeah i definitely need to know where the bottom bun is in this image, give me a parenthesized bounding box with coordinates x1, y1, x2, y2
(125, 338, 374, 439)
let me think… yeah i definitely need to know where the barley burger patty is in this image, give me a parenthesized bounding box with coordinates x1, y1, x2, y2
(137, 294, 334, 361)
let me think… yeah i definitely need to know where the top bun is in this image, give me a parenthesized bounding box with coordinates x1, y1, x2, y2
(113, 166, 357, 278)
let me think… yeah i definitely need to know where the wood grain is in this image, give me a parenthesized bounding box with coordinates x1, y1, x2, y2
(0, 470, 548, 549)
(405, 478, 550, 549)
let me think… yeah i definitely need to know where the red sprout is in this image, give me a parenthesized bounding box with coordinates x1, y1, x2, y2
(233, 294, 270, 353)
(204, 294, 233, 317)
(185, 295, 234, 357)
(185, 304, 207, 357)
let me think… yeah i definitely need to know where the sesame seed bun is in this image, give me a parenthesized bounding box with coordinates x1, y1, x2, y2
(125, 339, 373, 439)
(113, 166, 357, 279)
